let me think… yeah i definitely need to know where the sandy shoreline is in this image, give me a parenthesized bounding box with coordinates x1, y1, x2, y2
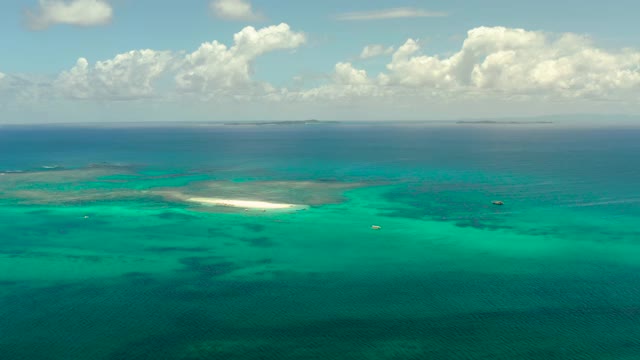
(187, 197, 304, 210)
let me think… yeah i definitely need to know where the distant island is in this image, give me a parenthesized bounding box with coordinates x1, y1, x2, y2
(224, 120, 339, 126)
(456, 120, 553, 125)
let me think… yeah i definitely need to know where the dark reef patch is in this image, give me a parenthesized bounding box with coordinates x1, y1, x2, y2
(179, 257, 239, 278)
(237, 236, 274, 248)
(25, 209, 52, 215)
(0, 250, 105, 263)
(121, 272, 153, 278)
(156, 211, 200, 221)
(240, 223, 265, 232)
(454, 219, 514, 231)
(145, 246, 210, 253)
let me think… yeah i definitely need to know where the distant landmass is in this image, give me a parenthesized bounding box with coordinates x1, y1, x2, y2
(457, 120, 553, 125)
(224, 120, 339, 126)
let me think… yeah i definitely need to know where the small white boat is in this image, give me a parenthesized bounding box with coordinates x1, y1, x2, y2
(371, 225, 382, 230)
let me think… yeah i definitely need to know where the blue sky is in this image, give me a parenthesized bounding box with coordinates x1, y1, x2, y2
(1, 0, 639, 122)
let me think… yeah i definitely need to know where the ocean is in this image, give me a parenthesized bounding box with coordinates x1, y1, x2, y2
(1, 122, 639, 359)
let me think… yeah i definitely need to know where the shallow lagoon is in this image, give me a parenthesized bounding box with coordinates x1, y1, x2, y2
(1, 124, 639, 359)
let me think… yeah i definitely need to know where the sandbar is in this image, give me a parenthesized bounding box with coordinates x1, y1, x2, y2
(187, 197, 303, 210)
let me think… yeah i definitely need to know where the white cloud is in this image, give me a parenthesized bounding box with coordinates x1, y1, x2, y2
(176, 23, 305, 94)
(334, 62, 369, 85)
(381, 27, 640, 98)
(50, 23, 305, 100)
(287, 63, 391, 102)
(300, 26, 640, 104)
(0, 72, 5, 81)
(55, 50, 173, 100)
(210, 0, 262, 21)
(26, 0, 113, 30)
(360, 44, 394, 59)
(335, 7, 447, 21)
(6, 24, 640, 120)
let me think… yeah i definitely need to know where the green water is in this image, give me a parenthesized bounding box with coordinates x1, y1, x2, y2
(1, 125, 639, 359)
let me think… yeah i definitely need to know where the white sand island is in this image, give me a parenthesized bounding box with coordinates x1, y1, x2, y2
(187, 197, 304, 210)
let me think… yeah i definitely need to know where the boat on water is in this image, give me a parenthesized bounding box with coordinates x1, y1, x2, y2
(492, 201, 504, 206)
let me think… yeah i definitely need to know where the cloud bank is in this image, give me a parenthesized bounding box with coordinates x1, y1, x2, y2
(4, 24, 640, 120)
(308, 26, 640, 102)
(52, 23, 305, 100)
(26, 0, 113, 30)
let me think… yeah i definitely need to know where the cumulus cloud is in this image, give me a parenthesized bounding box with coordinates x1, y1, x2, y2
(334, 62, 370, 85)
(176, 23, 305, 94)
(210, 0, 262, 21)
(382, 27, 640, 98)
(8, 24, 640, 114)
(55, 50, 173, 100)
(335, 7, 447, 21)
(49, 23, 304, 100)
(360, 44, 395, 59)
(301, 26, 640, 104)
(26, 0, 113, 30)
(287, 62, 391, 102)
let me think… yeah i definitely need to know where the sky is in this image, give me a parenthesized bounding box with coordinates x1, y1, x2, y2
(1, 0, 639, 123)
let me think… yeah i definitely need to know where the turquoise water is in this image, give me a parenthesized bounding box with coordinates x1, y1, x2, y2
(1, 124, 639, 359)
